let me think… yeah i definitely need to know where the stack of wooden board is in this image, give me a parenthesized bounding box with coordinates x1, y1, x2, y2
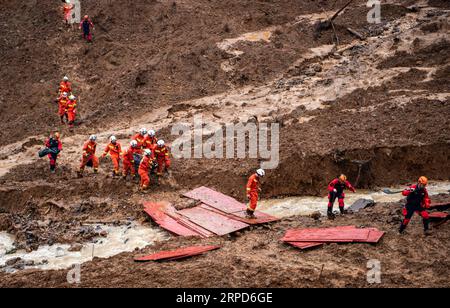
(281, 226, 385, 250)
(143, 187, 278, 238)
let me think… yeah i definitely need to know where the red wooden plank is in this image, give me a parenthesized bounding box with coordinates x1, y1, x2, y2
(178, 206, 249, 236)
(282, 228, 371, 242)
(143, 202, 201, 237)
(199, 204, 278, 225)
(134, 245, 220, 262)
(229, 210, 279, 225)
(184, 186, 247, 213)
(365, 229, 385, 243)
(281, 226, 357, 242)
(429, 212, 449, 219)
(287, 241, 323, 250)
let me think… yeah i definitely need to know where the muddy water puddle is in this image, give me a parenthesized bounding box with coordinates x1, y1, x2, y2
(258, 181, 450, 218)
(0, 223, 169, 272)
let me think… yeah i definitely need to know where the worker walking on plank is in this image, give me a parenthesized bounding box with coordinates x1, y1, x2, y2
(138, 149, 154, 191)
(399, 176, 431, 235)
(327, 174, 356, 218)
(78, 135, 99, 176)
(154, 140, 171, 176)
(122, 140, 140, 180)
(133, 128, 148, 150)
(57, 92, 69, 124)
(44, 132, 62, 173)
(66, 95, 77, 129)
(246, 169, 265, 218)
(79, 15, 94, 42)
(101, 136, 122, 177)
(59, 76, 72, 95)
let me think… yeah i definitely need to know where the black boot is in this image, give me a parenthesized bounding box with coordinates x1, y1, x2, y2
(246, 209, 255, 219)
(339, 207, 345, 215)
(399, 223, 406, 234)
(423, 219, 431, 235)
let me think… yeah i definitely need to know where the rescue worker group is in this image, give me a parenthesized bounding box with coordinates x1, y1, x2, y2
(42, 3, 434, 233)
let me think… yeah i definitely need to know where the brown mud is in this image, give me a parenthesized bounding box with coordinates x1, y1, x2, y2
(0, 0, 449, 287)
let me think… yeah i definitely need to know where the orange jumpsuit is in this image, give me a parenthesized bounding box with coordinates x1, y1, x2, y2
(154, 146, 171, 175)
(144, 136, 158, 151)
(103, 142, 122, 175)
(58, 96, 69, 120)
(132, 133, 147, 149)
(66, 99, 77, 128)
(138, 154, 154, 189)
(246, 174, 261, 212)
(122, 147, 141, 177)
(80, 141, 99, 171)
(59, 81, 72, 94)
(63, 4, 74, 23)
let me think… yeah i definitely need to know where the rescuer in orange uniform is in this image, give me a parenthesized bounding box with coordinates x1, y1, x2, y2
(57, 92, 69, 124)
(399, 176, 431, 235)
(154, 140, 171, 176)
(66, 95, 77, 129)
(144, 130, 158, 151)
(133, 128, 148, 149)
(62, 1, 74, 24)
(79, 135, 99, 175)
(59, 76, 72, 95)
(138, 149, 154, 190)
(246, 169, 265, 218)
(122, 140, 140, 179)
(101, 136, 122, 177)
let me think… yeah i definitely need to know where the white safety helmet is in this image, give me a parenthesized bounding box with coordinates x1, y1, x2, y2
(256, 169, 265, 177)
(69, 94, 76, 100)
(65, 0, 71, 4)
(63, 76, 69, 81)
(139, 128, 147, 136)
(148, 130, 156, 137)
(157, 140, 165, 147)
(130, 140, 138, 148)
(144, 149, 152, 156)
(89, 135, 97, 141)
(62, 92, 68, 97)
(110, 136, 117, 143)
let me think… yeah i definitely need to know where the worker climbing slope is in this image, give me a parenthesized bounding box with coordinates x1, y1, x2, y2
(66, 95, 77, 129)
(79, 15, 94, 42)
(246, 169, 265, 218)
(327, 174, 356, 218)
(138, 149, 154, 191)
(144, 130, 158, 151)
(102, 136, 122, 177)
(43, 132, 63, 173)
(122, 140, 141, 180)
(79, 135, 99, 176)
(399, 176, 432, 235)
(57, 92, 69, 124)
(133, 128, 148, 150)
(58, 76, 72, 95)
(62, 0, 74, 25)
(154, 140, 171, 177)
